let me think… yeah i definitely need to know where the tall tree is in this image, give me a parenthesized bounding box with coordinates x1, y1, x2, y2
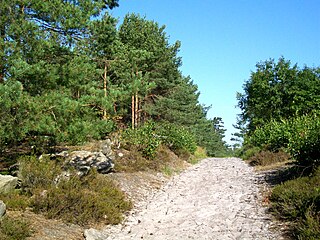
(1, 0, 119, 90)
(237, 57, 320, 134)
(112, 13, 181, 127)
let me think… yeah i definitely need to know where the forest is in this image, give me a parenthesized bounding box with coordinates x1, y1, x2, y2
(237, 57, 320, 239)
(0, 0, 228, 161)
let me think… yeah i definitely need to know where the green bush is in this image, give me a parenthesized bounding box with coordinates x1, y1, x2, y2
(0, 191, 30, 210)
(248, 113, 320, 167)
(297, 207, 320, 240)
(286, 114, 320, 167)
(0, 216, 31, 240)
(270, 167, 320, 239)
(156, 123, 197, 155)
(241, 146, 261, 160)
(121, 121, 161, 159)
(188, 146, 207, 164)
(121, 121, 197, 159)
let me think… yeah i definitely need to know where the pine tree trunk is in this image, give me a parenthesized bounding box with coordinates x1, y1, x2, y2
(132, 95, 135, 129)
(0, 22, 5, 84)
(103, 61, 108, 119)
(135, 92, 138, 128)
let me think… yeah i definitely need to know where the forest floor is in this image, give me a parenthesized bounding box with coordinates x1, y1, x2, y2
(83, 158, 290, 240)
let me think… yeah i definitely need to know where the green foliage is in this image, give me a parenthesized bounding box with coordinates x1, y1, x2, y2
(122, 122, 161, 159)
(248, 113, 320, 167)
(0, 190, 30, 210)
(270, 168, 320, 239)
(156, 123, 197, 154)
(0, 1, 227, 171)
(240, 146, 262, 160)
(0, 81, 30, 148)
(122, 121, 198, 160)
(237, 57, 320, 134)
(286, 114, 320, 167)
(0, 216, 31, 240)
(188, 146, 207, 164)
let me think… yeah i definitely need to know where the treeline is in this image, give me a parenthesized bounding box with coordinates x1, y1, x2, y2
(237, 57, 320, 168)
(0, 0, 227, 158)
(237, 57, 320, 239)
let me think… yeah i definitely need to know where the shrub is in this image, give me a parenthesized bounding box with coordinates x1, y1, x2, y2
(248, 149, 291, 166)
(121, 121, 197, 160)
(188, 146, 207, 164)
(114, 148, 154, 172)
(270, 167, 320, 239)
(248, 113, 320, 167)
(18, 155, 62, 194)
(0, 191, 30, 210)
(156, 123, 197, 155)
(31, 170, 132, 226)
(0, 216, 31, 240)
(286, 114, 320, 167)
(297, 207, 320, 240)
(241, 146, 261, 160)
(5, 155, 132, 226)
(121, 121, 161, 159)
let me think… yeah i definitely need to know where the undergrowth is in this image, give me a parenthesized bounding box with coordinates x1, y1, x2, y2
(0, 216, 31, 240)
(0, 155, 132, 227)
(188, 146, 207, 164)
(270, 167, 320, 239)
(248, 149, 291, 166)
(115, 144, 183, 173)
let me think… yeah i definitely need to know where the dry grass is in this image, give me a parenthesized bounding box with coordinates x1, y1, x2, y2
(247, 149, 291, 167)
(114, 144, 189, 174)
(254, 160, 295, 172)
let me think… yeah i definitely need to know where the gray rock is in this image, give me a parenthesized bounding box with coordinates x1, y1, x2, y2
(84, 228, 108, 240)
(99, 139, 116, 160)
(0, 175, 18, 194)
(68, 151, 114, 175)
(0, 200, 6, 218)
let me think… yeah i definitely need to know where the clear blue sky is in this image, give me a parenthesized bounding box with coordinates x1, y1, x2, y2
(110, 0, 320, 145)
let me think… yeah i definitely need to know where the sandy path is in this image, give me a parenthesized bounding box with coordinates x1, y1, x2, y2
(85, 158, 284, 240)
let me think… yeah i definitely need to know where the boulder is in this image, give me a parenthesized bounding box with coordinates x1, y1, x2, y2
(63, 151, 114, 176)
(0, 200, 6, 218)
(0, 175, 18, 194)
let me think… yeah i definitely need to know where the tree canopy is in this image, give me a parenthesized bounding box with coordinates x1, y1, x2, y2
(0, 1, 227, 158)
(237, 57, 320, 135)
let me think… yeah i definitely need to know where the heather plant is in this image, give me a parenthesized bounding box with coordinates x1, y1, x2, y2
(0, 216, 31, 240)
(1, 155, 132, 226)
(270, 167, 320, 239)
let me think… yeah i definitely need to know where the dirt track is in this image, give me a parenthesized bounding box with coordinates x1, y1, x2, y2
(85, 158, 285, 240)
